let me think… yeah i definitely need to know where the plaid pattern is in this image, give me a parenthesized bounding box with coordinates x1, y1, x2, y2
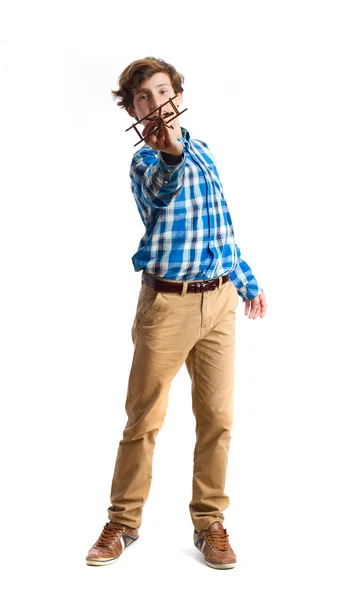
(129, 127, 263, 302)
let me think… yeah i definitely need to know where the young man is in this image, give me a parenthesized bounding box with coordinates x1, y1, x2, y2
(86, 57, 267, 570)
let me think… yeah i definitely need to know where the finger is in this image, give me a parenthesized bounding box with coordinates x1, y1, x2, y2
(143, 121, 159, 140)
(142, 123, 152, 137)
(142, 129, 159, 149)
(156, 127, 166, 145)
(250, 298, 260, 319)
(163, 124, 174, 143)
(158, 127, 169, 148)
(259, 296, 267, 318)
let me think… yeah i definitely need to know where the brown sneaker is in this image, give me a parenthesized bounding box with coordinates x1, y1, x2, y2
(194, 521, 237, 569)
(86, 521, 139, 566)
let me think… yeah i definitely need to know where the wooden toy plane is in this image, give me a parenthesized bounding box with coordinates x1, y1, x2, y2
(125, 94, 188, 146)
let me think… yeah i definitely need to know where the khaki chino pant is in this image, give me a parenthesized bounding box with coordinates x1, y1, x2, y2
(108, 273, 239, 532)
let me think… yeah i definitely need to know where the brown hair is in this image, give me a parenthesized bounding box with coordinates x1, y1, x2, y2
(111, 57, 184, 110)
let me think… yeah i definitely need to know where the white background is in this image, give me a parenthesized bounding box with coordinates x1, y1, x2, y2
(1, 1, 358, 598)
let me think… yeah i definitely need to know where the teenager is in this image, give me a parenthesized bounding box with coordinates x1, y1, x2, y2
(86, 57, 266, 570)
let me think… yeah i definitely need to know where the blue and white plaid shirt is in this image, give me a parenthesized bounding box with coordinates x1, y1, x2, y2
(130, 127, 263, 302)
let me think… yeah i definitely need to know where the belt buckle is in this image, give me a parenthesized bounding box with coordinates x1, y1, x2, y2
(195, 280, 216, 293)
(195, 282, 202, 293)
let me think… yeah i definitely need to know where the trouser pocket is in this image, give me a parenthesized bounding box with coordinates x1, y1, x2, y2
(136, 283, 163, 327)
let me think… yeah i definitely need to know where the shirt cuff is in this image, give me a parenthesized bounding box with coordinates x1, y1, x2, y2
(238, 286, 264, 302)
(157, 149, 185, 184)
(160, 151, 184, 165)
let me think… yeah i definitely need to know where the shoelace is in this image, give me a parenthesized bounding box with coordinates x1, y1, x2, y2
(95, 523, 126, 547)
(204, 529, 230, 551)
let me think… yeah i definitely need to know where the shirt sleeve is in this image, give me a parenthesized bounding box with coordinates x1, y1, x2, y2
(130, 144, 185, 209)
(229, 244, 263, 302)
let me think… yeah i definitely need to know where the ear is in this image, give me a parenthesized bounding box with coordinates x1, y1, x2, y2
(175, 92, 183, 108)
(126, 106, 137, 120)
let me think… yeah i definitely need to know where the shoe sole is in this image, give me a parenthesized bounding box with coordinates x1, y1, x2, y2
(194, 542, 237, 569)
(86, 536, 139, 566)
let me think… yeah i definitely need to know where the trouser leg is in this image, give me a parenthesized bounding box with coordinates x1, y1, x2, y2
(185, 286, 237, 532)
(108, 283, 197, 528)
(108, 345, 171, 527)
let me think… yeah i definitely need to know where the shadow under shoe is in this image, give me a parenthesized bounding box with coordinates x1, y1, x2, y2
(86, 521, 139, 566)
(194, 521, 237, 569)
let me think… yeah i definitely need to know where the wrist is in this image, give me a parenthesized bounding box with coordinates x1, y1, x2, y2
(165, 140, 183, 156)
(167, 148, 183, 156)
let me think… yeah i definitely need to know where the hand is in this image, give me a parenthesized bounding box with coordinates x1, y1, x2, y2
(244, 291, 267, 319)
(142, 119, 183, 155)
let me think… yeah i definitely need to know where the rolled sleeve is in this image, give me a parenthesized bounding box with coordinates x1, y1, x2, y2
(130, 145, 185, 209)
(229, 244, 263, 302)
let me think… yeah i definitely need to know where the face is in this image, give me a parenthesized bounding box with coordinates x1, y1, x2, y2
(127, 72, 183, 134)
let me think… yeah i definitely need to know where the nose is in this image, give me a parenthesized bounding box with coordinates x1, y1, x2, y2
(150, 95, 162, 111)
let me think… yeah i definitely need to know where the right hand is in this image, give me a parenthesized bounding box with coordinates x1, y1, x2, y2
(142, 119, 183, 156)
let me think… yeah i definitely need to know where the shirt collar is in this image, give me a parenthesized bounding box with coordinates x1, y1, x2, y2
(177, 127, 190, 144)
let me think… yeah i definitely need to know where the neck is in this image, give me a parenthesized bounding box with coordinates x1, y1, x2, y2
(172, 120, 182, 138)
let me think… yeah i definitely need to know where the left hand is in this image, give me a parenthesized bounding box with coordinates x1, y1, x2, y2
(244, 292, 267, 319)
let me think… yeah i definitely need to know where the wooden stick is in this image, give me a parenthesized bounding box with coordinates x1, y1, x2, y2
(125, 95, 179, 132)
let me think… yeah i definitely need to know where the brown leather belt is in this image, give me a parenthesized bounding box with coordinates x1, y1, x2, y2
(142, 270, 230, 294)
